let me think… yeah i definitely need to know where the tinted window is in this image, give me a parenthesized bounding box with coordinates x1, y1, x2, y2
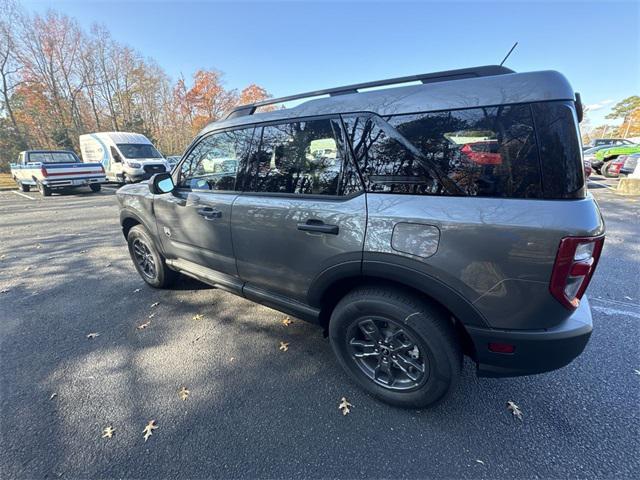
(246, 119, 352, 195)
(179, 128, 254, 191)
(343, 104, 541, 198)
(117, 143, 162, 159)
(531, 101, 585, 199)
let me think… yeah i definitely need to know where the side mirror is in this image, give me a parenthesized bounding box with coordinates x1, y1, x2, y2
(149, 172, 175, 194)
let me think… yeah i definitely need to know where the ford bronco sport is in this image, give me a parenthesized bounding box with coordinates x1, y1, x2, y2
(117, 66, 605, 408)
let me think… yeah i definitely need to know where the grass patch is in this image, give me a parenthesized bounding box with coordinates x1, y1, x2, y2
(0, 173, 17, 190)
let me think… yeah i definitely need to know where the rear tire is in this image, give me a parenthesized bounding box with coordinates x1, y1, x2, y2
(127, 225, 177, 288)
(20, 182, 30, 192)
(90, 183, 101, 192)
(38, 182, 51, 197)
(329, 286, 462, 408)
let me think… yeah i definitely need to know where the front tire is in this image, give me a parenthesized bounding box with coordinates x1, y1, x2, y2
(602, 161, 619, 178)
(90, 183, 101, 192)
(329, 286, 462, 408)
(20, 182, 30, 192)
(127, 225, 177, 288)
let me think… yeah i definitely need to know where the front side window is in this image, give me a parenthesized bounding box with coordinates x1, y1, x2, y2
(246, 119, 352, 196)
(116, 143, 162, 159)
(179, 128, 254, 191)
(343, 104, 542, 198)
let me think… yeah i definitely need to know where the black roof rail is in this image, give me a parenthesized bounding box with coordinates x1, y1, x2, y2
(225, 65, 514, 120)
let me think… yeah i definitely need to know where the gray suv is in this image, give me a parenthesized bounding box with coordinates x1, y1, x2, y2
(117, 66, 605, 408)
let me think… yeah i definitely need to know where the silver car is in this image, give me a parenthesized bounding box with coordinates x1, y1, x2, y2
(117, 66, 604, 408)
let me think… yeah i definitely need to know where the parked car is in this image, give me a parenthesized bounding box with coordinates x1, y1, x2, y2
(166, 155, 181, 171)
(582, 138, 635, 151)
(584, 157, 592, 178)
(79, 132, 170, 183)
(591, 144, 640, 174)
(620, 153, 639, 175)
(10, 150, 106, 196)
(117, 66, 604, 408)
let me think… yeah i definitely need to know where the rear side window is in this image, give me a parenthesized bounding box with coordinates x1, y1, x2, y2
(246, 118, 358, 196)
(342, 104, 542, 198)
(531, 101, 585, 198)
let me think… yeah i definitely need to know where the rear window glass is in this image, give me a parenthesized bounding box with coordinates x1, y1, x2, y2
(342, 104, 542, 198)
(531, 101, 585, 198)
(28, 152, 79, 163)
(246, 119, 350, 196)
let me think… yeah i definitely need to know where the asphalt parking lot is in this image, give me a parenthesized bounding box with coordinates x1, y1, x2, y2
(0, 179, 638, 479)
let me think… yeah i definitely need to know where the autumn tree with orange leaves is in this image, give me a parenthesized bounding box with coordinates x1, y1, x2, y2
(0, 0, 271, 172)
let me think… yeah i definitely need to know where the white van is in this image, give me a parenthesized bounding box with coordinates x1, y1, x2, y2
(79, 132, 169, 183)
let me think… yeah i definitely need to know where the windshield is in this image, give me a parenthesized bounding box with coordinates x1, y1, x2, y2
(116, 143, 162, 159)
(28, 152, 79, 163)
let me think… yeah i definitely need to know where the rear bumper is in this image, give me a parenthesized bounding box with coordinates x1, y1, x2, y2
(42, 176, 107, 188)
(467, 296, 593, 377)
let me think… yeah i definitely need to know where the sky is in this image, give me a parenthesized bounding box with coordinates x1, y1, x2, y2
(19, 0, 640, 127)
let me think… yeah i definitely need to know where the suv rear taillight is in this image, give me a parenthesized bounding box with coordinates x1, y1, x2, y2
(550, 236, 604, 309)
(99, 164, 105, 173)
(40, 167, 48, 178)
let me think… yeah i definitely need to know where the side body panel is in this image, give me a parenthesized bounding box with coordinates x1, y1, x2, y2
(231, 193, 367, 303)
(363, 193, 604, 330)
(154, 190, 238, 276)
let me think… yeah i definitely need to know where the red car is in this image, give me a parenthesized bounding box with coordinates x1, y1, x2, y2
(460, 141, 502, 165)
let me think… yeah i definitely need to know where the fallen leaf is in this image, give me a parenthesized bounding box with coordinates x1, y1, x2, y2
(137, 321, 151, 330)
(102, 426, 115, 438)
(49, 393, 57, 400)
(0, 254, 6, 259)
(338, 397, 353, 415)
(281, 317, 292, 326)
(0, 289, 9, 294)
(143, 420, 157, 441)
(86, 332, 100, 339)
(80, 250, 87, 254)
(476, 460, 485, 465)
(506, 401, 523, 420)
(36, 244, 42, 249)
(193, 314, 204, 321)
(229, 357, 235, 362)
(178, 386, 189, 401)
(624, 296, 632, 301)
(24, 266, 31, 271)
(105, 262, 112, 267)
(133, 288, 141, 293)
(279, 341, 289, 352)
(634, 369, 640, 376)
(148, 313, 155, 319)
(150, 302, 160, 308)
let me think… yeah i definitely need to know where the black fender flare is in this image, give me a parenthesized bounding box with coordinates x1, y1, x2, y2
(307, 257, 488, 328)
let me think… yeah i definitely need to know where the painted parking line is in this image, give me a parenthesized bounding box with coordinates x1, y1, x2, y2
(591, 297, 640, 319)
(588, 180, 616, 190)
(11, 190, 36, 200)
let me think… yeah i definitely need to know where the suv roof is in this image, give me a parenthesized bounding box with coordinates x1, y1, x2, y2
(201, 66, 576, 135)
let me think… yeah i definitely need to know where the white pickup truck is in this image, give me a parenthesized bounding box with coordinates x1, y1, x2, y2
(10, 150, 107, 196)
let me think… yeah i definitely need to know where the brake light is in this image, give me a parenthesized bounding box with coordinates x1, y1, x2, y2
(550, 236, 604, 309)
(99, 164, 105, 174)
(610, 161, 624, 174)
(40, 167, 48, 178)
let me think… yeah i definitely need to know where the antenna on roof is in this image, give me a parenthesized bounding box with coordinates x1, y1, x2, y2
(499, 42, 518, 66)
